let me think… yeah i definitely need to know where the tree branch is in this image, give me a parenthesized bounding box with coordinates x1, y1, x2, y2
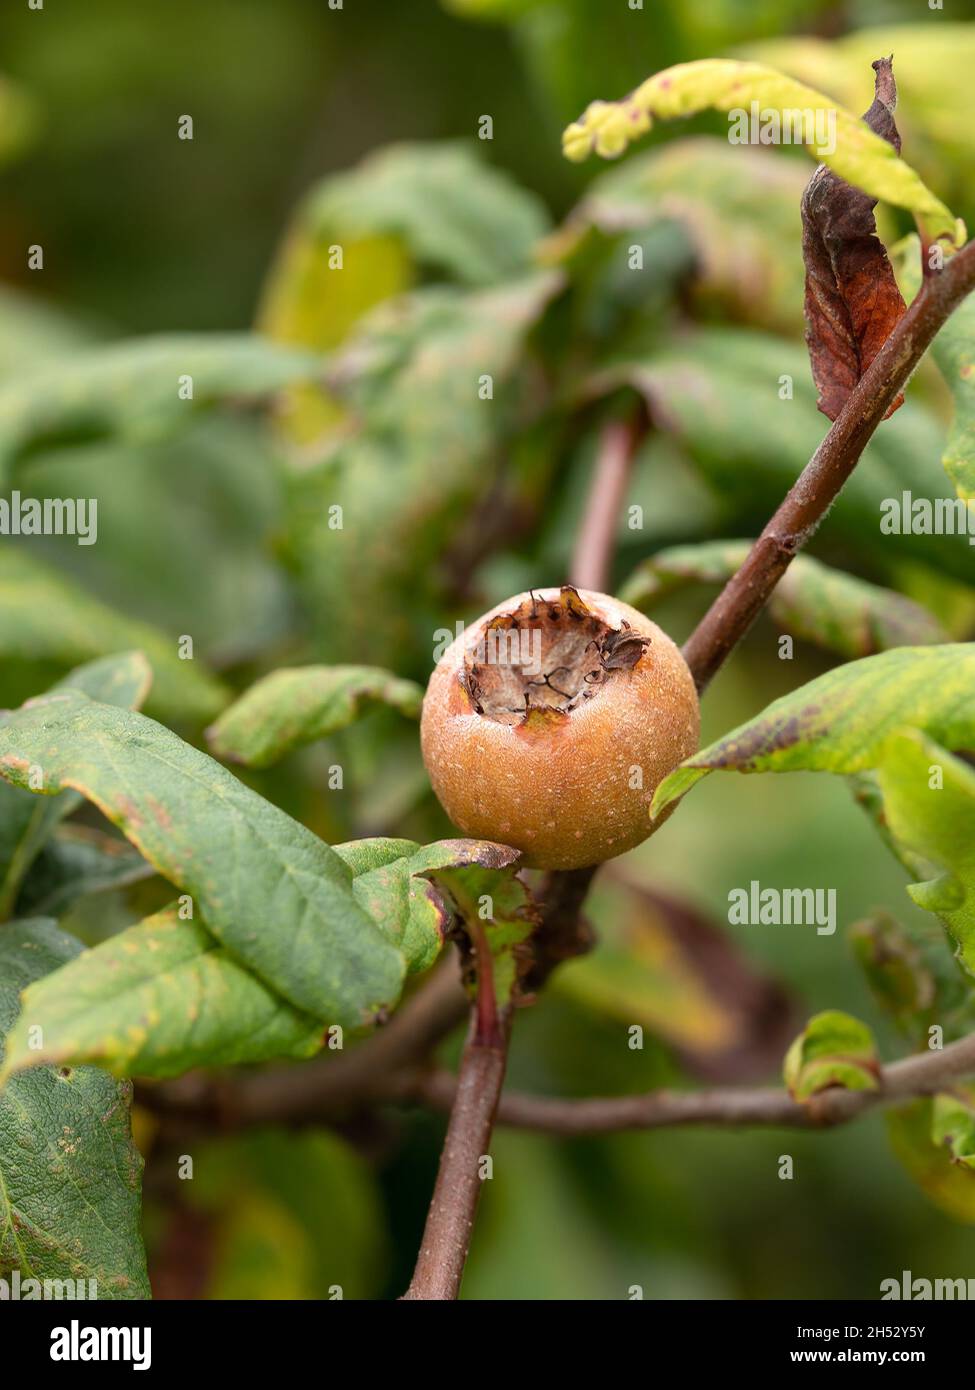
(570, 411, 645, 593)
(402, 924, 511, 1301)
(416, 1029, 975, 1134)
(682, 239, 975, 693)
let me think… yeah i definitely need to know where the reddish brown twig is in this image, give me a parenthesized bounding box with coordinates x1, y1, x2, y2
(415, 1028, 975, 1135)
(682, 239, 975, 692)
(402, 924, 511, 1301)
(570, 411, 645, 593)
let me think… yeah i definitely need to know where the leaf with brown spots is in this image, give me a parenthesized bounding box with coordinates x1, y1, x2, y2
(652, 646, 975, 974)
(0, 919, 150, 1297)
(0, 842, 533, 1082)
(0, 905, 324, 1082)
(653, 645, 975, 815)
(801, 57, 908, 421)
(0, 690, 406, 1030)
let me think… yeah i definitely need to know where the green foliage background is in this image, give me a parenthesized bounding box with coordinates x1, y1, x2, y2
(1, 0, 974, 1300)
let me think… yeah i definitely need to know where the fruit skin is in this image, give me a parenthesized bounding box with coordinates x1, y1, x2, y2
(420, 588, 700, 870)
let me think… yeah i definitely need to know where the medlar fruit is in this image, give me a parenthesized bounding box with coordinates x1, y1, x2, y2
(420, 585, 700, 870)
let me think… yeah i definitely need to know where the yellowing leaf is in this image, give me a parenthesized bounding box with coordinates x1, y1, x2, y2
(898, 236, 975, 503)
(888, 1099, 975, 1224)
(877, 732, 975, 974)
(562, 59, 962, 246)
(652, 648, 975, 974)
(932, 1087, 975, 1170)
(621, 541, 946, 659)
(0, 906, 324, 1083)
(743, 24, 975, 212)
(653, 645, 975, 815)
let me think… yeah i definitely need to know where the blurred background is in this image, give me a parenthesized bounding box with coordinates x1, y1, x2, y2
(1, 0, 974, 1299)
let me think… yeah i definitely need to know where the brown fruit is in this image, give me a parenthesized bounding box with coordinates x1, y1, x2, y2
(420, 585, 700, 870)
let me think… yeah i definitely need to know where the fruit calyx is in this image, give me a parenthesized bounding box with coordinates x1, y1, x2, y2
(463, 583, 651, 729)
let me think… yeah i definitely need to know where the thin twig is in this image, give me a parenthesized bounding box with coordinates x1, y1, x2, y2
(682, 239, 975, 692)
(415, 1028, 975, 1134)
(570, 411, 645, 593)
(402, 925, 512, 1301)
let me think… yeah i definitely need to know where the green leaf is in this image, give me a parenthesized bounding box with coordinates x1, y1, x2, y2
(333, 838, 456, 980)
(0, 919, 149, 1297)
(620, 541, 946, 658)
(0, 547, 228, 721)
(783, 1009, 879, 1101)
(410, 851, 538, 1006)
(0, 287, 91, 383)
(177, 1129, 386, 1299)
(0, 905, 323, 1082)
(553, 137, 807, 335)
(585, 327, 975, 585)
(286, 273, 561, 664)
(562, 59, 962, 246)
(260, 141, 550, 354)
(653, 645, 975, 815)
(333, 837, 536, 994)
(15, 825, 153, 919)
(207, 665, 422, 768)
(0, 334, 320, 481)
(0, 691, 406, 1029)
(849, 911, 962, 1047)
(932, 1088, 975, 1170)
(653, 648, 975, 972)
(875, 732, 975, 973)
(37, 650, 153, 714)
(13, 417, 294, 671)
(897, 237, 975, 503)
(0, 652, 152, 920)
(888, 1099, 975, 1224)
(1, 839, 533, 1083)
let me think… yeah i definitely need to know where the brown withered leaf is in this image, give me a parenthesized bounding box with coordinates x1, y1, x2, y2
(801, 57, 908, 421)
